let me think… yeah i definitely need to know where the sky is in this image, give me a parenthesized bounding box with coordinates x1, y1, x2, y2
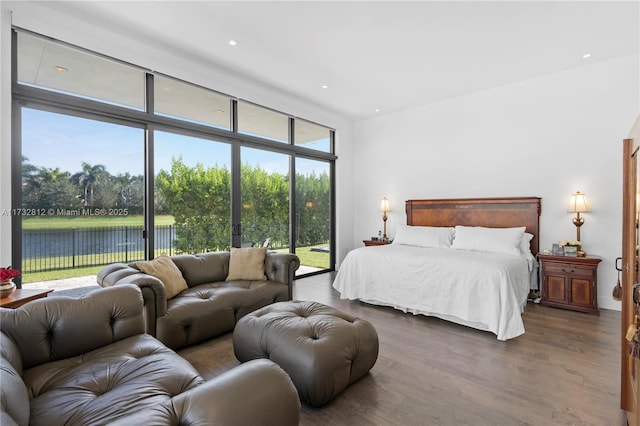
(22, 108, 328, 177)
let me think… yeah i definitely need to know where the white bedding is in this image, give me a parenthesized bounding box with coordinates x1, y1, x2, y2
(333, 244, 536, 340)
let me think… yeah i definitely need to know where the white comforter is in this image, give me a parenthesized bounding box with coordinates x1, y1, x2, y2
(333, 244, 535, 340)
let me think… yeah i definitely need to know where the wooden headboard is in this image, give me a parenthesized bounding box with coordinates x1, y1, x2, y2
(405, 197, 542, 255)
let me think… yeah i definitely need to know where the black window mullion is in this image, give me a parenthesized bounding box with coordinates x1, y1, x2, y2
(231, 142, 242, 248)
(145, 72, 155, 259)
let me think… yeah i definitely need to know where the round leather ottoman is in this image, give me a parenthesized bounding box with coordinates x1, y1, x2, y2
(233, 300, 379, 407)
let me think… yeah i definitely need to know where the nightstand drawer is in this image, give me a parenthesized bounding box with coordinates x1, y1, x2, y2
(544, 263, 593, 277)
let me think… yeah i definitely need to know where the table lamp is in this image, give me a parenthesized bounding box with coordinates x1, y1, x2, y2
(567, 191, 591, 242)
(380, 197, 391, 242)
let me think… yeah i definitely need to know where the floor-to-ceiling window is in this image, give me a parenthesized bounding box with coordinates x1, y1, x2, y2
(295, 157, 332, 272)
(154, 131, 232, 254)
(20, 108, 144, 282)
(11, 29, 336, 286)
(240, 147, 290, 251)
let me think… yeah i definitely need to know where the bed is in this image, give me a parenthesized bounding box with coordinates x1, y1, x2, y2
(333, 197, 542, 341)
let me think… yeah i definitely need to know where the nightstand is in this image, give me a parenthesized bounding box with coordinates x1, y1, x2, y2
(538, 254, 602, 315)
(363, 240, 391, 247)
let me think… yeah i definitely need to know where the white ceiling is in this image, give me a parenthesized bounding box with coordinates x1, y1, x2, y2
(42, 1, 640, 120)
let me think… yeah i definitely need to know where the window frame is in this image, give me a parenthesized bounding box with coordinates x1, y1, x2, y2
(11, 28, 337, 284)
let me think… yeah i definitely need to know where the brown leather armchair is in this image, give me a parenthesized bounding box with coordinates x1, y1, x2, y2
(0, 285, 300, 426)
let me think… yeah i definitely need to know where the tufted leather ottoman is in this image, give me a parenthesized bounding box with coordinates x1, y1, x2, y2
(233, 300, 379, 407)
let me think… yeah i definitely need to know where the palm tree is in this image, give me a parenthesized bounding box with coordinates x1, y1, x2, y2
(112, 172, 134, 206)
(70, 162, 108, 206)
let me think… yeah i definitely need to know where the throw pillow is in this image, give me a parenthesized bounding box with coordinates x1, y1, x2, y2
(226, 247, 268, 281)
(137, 254, 188, 299)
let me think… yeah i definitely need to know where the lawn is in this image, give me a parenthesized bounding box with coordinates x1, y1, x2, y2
(22, 215, 175, 229)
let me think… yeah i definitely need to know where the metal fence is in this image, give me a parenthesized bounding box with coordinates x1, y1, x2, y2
(21, 225, 290, 273)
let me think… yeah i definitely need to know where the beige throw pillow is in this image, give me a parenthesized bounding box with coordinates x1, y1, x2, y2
(226, 247, 267, 281)
(137, 254, 188, 299)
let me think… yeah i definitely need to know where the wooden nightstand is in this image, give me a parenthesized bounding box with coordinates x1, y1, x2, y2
(538, 254, 601, 315)
(363, 240, 391, 247)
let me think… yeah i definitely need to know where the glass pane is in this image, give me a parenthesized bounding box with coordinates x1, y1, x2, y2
(295, 158, 331, 274)
(155, 76, 231, 130)
(237, 101, 289, 143)
(295, 119, 332, 153)
(21, 108, 144, 285)
(155, 131, 231, 254)
(17, 32, 145, 110)
(241, 148, 289, 250)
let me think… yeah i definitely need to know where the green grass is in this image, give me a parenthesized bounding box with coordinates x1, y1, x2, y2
(25, 266, 106, 283)
(276, 244, 330, 269)
(22, 215, 175, 230)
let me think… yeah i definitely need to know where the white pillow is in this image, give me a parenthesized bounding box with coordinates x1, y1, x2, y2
(392, 224, 454, 248)
(451, 226, 526, 256)
(520, 232, 534, 255)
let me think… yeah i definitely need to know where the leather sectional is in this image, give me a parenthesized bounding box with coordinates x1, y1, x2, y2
(0, 284, 300, 425)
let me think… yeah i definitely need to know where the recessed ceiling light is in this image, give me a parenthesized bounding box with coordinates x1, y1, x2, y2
(582, 53, 592, 59)
(229, 40, 238, 46)
(216, 109, 225, 114)
(53, 66, 68, 72)
(321, 85, 329, 89)
(375, 108, 381, 113)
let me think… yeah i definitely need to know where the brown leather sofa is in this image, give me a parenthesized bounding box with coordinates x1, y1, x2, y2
(0, 284, 300, 426)
(97, 251, 300, 349)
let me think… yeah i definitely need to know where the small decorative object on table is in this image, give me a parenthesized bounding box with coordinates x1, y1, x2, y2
(0, 266, 20, 297)
(561, 240, 583, 257)
(552, 243, 564, 256)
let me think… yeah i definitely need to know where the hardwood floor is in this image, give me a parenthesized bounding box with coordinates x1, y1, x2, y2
(179, 272, 625, 425)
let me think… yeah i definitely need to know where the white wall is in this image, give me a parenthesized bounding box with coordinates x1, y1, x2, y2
(0, 1, 356, 271)
(353, 54, 639, 311)
(0, 4, 12, 269)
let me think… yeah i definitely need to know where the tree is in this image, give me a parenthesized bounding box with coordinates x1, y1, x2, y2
(156, 157, 231, 253)
(296, 170, 330, 246)
(240, 163, 289, 247)
(22, 157, 78, 209)
(70, 162, 109, 206)
(155, 157, 330, 253)
(35, 167, 76, 209)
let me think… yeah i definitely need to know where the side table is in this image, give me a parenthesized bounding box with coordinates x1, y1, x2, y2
(538, 254, 601, 315)
(363, 240, 391, 247)
(0, 288, 54, 309)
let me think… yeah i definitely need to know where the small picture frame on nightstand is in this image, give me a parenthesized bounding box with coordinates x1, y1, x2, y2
(563, 245, 578, 257)
(552, 243, 564, 256)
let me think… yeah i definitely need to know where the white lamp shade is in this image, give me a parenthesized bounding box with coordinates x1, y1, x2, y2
(567, 191, 591, 213)
(380, 197, 391, 212)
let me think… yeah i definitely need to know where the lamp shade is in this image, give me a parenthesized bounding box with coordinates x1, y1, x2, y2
(380, 197, 391, 212)
(567, 191, 591, 213)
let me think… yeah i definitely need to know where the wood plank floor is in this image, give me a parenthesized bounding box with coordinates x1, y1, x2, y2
(179, 272, 625, 425)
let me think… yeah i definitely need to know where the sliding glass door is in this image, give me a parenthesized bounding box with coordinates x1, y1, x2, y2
(240, 147, 290, 250)
(20, 108, 144, 283)
(154, 131, 232, 254)
(295, 157, 332, 274)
